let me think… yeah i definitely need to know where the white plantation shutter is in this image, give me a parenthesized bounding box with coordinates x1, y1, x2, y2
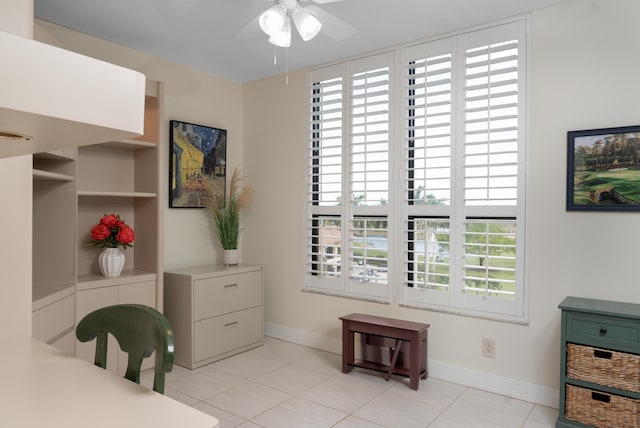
(306, 55, 392, 300)
(403, 39, 453, 210)
(306, 21, 527, 319)
(347, 54, 392, 298)
(309, 70, 343, 208)
(463, 219, 517, 297)
(350, 64, 390, 207)
(402, 39, 454, 308)
(458, 22, 526, 317)
(460, 22, 525, 216)
(406, 217, 451, 295)
(401, 21, 526, 319)
(308, 215, 342, 283)
(463, 40, 519, 208)
(307, 66, 344, 290)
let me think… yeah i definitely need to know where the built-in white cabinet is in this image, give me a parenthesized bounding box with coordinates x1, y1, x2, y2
(32, 286, 75, 356)
(164, 264, 264, 369)
(76, 274, 156, 374)
(31, 79, 164, 362)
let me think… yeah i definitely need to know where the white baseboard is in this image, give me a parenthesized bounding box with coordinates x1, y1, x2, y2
(265, 321, 342, 354)
(264, 321, 559, 409)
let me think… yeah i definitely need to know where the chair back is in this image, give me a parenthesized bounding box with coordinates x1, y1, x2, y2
(76, 304, 175, 394)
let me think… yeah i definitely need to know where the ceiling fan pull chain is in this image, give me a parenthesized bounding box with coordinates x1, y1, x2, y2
(273, 46, 277, 66)
(285, 47, 289, 85)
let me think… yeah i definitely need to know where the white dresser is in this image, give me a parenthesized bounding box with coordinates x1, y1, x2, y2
(164, 264, 263, 369)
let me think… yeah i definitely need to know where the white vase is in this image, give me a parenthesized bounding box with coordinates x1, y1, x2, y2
(99, 247, 125, 277)
(223, 249, 239, 266)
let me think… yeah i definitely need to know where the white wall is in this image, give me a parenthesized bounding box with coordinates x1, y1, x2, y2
(36, 21, 245, 269)
(243, 0, 640, 407)
(0, 157, 33, 338)
(0, 0, 34, 339)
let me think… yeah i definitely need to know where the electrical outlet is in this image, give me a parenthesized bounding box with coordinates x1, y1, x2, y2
(482, 338, 496, 358)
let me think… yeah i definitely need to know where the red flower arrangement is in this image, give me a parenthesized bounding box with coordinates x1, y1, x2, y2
(90, 214, 135, 249)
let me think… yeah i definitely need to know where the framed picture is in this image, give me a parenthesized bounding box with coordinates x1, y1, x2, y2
(169, 120, 227, 208)
(567, 125, 640, 211)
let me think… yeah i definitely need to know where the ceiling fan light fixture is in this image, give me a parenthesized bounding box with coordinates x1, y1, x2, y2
(292, 8, 322, 41)
(268, 18, 291, 48)
(259, 4, 287, 36)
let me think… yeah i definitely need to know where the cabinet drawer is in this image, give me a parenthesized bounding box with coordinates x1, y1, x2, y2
(566, 312, 640, 350)
(193, 271, 262, 320)
(567, 343, 640, 392)
(32, 294, 74, 343)
(194, 306, 263, 362)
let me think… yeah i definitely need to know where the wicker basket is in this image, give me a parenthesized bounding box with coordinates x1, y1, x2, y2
(566, 384, 640, 428)
(567, 343, 640, 392)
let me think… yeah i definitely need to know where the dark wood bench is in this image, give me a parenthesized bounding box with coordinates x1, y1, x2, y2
(339, 313, 429, 390)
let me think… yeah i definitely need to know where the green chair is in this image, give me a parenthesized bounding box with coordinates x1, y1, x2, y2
(76, 304, 175, 394)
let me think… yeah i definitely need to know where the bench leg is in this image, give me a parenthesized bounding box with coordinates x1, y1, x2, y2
(385, 339, 403, 381)
(341, 321, 354, 373)
(421, 333, 428, 379)
(409, 333, 420, 390)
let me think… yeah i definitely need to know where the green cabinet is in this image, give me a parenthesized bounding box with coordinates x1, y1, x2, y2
(557, 296, 640, 427)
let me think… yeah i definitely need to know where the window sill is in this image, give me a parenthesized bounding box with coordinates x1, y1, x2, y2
(302, 286, 391, 305)
(399, 300, 529, 325)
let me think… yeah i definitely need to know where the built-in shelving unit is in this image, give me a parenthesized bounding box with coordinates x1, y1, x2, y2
(32, 151, 77, 300)
(32, 79, 164, 364)
(32, 150, 77, 356)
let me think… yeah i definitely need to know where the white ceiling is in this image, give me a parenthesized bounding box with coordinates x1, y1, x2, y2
(34, 0, 569, 83)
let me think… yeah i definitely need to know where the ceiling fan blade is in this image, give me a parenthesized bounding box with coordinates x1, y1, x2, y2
(306, 5, 355, 41)
(311, 0, 344, 4)
(233, 14, 262, 40)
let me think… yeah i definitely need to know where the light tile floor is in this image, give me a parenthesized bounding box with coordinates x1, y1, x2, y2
(141, 337, 558, 428)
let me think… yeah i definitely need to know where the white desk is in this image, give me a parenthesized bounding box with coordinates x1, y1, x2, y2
(0, 337, 219, 428)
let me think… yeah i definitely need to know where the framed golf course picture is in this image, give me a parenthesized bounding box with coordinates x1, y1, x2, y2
(567, 125, 640, 211)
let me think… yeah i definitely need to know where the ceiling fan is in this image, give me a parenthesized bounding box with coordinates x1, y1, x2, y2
(236, 0, 356, 48)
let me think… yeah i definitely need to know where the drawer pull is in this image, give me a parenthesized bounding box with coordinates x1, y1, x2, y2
(591, 391, 611, 403)
(224, 321, 239, 328)
(593, 349, 612, 359)
(224, 283, 239, 290)
(599, 327, 607, 336)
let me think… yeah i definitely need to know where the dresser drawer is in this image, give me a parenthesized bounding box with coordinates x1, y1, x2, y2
(565, 384, 640, 428)
(193, 270, 262, 320)
(567, 343, 640, 392)
(566, 312, 640, 350)
(193, 306, 263, 362)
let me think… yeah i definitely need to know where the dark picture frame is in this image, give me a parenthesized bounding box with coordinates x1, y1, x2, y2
(567, 125, 640, 211)
(169, 120, 227, 208)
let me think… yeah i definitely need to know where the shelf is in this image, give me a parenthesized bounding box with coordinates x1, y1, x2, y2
(350, 359, 412, 378)
(33, 150, 76, 161)
(33, 169, 75, 182)
(77, 191, 156, 198)
(77, 270, 157, 291)
(88, 139, 157, 150)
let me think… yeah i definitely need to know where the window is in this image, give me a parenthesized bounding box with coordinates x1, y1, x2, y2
(307, 54, 392, 301)
(306, 21, 527, 320)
